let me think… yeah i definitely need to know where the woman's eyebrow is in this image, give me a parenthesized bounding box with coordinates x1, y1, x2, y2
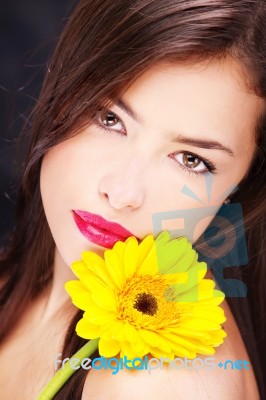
(114, 97, 234, 157)
(172, 135, 235, 156)
(114, 97, 143, 123)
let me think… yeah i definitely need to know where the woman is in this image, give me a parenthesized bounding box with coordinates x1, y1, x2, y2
(0, 0, 265, 398)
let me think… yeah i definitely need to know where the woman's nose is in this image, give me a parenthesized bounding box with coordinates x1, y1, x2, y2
(98, 157, 145, 210)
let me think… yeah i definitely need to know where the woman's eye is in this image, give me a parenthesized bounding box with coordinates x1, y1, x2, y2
(173, 152, 216, 174)
(95, 110, 126, 134)
(176, 153, 205, 172)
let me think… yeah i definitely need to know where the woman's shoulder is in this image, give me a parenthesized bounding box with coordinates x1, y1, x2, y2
(81, 300, 259, 400)
(81, 346, 258, 400)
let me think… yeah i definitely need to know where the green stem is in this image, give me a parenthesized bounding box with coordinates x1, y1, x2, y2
(37, 338, 100, 400)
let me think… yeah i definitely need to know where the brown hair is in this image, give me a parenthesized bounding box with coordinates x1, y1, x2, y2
(1, 0, 266, 398)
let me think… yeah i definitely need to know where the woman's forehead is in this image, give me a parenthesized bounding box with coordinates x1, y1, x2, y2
(113, 59, 264, 151)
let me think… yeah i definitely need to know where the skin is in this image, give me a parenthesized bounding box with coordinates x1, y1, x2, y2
(40, 57, 263, 315)
(38, 57, 263, 398)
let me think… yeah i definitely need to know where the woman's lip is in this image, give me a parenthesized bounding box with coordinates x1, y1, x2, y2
(73, 210, 134, 238)
(72, 210, 135, 248)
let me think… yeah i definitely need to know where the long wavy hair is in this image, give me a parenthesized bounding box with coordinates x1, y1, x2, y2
(1, 0, 266, 398)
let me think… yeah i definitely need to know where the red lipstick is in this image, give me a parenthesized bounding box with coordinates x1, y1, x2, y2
(72, 210, 135, 248)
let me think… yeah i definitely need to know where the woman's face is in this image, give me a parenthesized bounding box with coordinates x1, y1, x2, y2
(40, 58, 263, 266)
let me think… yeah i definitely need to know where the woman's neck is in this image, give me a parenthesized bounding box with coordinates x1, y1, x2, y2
(37, 248, 77, 325)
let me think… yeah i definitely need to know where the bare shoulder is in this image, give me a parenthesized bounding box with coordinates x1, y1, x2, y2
(82, 301, 259, 400)
(81, 343, 259, 400)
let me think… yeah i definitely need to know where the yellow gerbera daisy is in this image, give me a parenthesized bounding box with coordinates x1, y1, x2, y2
(65, 231, 227, 360)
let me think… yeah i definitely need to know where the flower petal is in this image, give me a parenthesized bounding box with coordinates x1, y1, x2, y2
(136, 235, 156, 271)
(99, 338, 121, 357)
(179, 317, 222, 331)
(124, 237, 139, 279)
(100, 320, 125, 340)
(76, 318, 100, 339)
(139, 330, 160, 347)
(65, 280, 93, 311)
(83, 307, 115, 324)
(104, 249, 125, 289)
(90, 282, 118, 311)
(81, 252, 116, 288)
(71, 261, 91, 279)
(137, 243, 158, 275)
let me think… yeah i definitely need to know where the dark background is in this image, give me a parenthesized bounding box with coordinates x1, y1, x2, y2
(0, 0, 78, 246)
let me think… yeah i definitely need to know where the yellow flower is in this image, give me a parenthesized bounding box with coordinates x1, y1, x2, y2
(65, 231, 227, 360)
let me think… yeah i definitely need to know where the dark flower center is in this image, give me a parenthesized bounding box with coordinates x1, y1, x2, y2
(133, 292, 158, 316)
